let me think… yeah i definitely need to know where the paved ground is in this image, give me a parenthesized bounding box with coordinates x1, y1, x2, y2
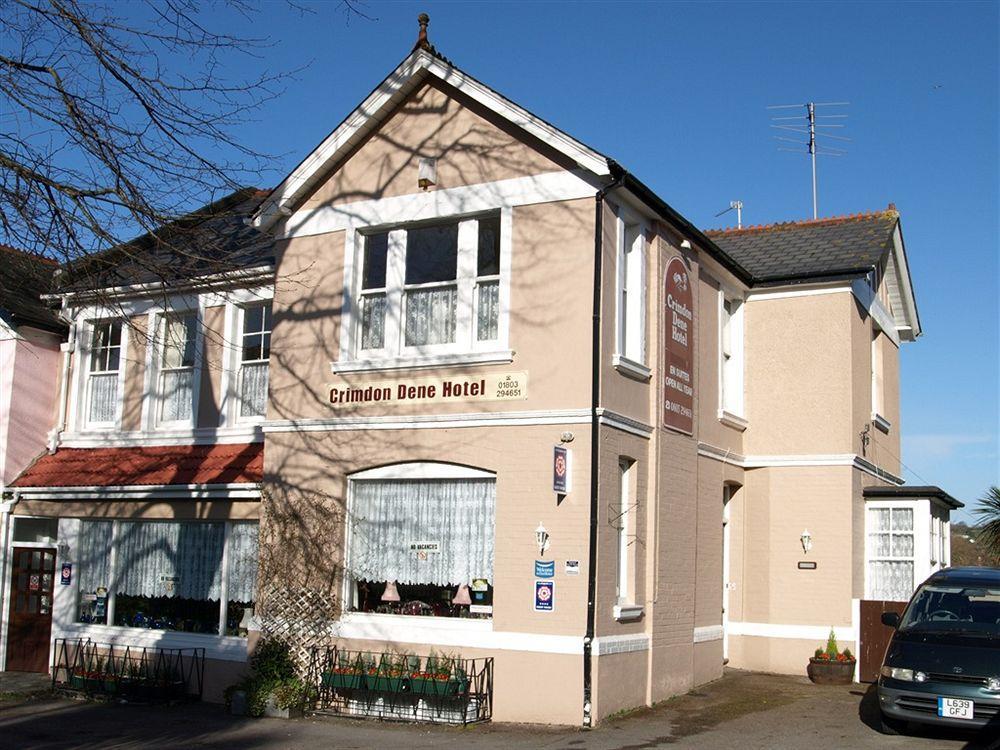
(1, 669, 997, 749)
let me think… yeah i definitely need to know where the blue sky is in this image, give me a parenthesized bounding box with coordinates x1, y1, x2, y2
(191, 1, 998, 520)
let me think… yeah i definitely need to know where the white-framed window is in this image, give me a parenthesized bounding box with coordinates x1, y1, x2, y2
(344, 463, 495, 619)
(871, 325, 885, 418)
(155, 312, 198, 426)
(354, 213, 502, 360)
(867, 504, 915, 601)
(237, 302, 271, 419)
(614, 210, 646, 375)
(75, 519, 258, 638)
(719, 291, 745, 419)
(616, 459, 634, 605)
(85, 320, 123, 426)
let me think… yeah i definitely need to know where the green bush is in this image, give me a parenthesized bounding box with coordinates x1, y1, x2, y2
(224, 640, 312, 717)
(825, 629, 839, 658)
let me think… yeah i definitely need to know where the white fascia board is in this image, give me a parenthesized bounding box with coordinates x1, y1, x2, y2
(851, 279, 901, 346)
(14, 483, 261, 500)
(889, 224, 921, 340)
(253, 49, 609, 231)
(746, 283, 852, 302)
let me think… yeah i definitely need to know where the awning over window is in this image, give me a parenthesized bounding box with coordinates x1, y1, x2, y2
(11, 443, 263, 488)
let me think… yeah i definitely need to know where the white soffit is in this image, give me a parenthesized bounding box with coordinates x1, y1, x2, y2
(887, 224, 921, 340)
(252, 49, 610, 231)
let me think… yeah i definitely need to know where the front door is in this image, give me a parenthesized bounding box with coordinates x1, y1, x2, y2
(6, 547, 56, 672)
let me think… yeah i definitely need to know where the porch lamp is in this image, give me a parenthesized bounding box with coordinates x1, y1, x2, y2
(418, 157, 437, 190)
(535, 522, 550, 556)
(381, 581, 401, 602)
(800, 529, 813, 554)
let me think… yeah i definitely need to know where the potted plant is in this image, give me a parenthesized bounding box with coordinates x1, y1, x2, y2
(321, 653, 366, 691)
(224, 640, 313, 719)
(410, 651, 468, 696)
(807, 629, 856, 685)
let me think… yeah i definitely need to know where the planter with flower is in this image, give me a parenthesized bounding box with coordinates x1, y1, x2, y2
(410, 651, 468, 696)
(807, 629, 856, 684)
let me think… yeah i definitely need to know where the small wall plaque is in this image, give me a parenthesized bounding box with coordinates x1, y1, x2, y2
(798, 561, 817, 570)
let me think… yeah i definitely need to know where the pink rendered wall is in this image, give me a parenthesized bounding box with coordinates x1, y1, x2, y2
(1, 329, 61, 484)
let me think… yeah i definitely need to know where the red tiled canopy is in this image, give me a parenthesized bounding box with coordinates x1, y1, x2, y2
(12, 443, 263, 488)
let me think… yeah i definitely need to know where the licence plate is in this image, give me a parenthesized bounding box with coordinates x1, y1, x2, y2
(938, 697, 974, 720)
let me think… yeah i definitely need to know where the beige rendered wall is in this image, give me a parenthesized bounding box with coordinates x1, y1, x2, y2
(297, 79, 573, 212)
(120, 314, 148, 432)
(743, 291, 855, 455)
(197, 305, 226, 428)
(866, 329, 901, 476)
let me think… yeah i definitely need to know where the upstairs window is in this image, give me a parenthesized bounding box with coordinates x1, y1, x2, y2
(720, 293, 744, 418)
(238, 303, 271, 418)
(87, 321, 122, 426)
(871, 326, 884, 417)
(356, 213, 502, 358)
(614, 212, 646, 372)
(157, 312, 197, 425)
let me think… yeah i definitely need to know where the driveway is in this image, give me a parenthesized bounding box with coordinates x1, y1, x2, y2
(1, 669, 996, 749)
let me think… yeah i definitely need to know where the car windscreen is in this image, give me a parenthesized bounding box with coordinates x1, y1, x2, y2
(899, 585, 1000, 635)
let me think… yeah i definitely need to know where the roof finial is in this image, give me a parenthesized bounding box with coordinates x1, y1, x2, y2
(414, 13, 430, 51)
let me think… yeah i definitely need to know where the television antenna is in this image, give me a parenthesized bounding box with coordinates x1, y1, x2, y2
(767, 101, 850, 219)
(715, 200, 744, 229)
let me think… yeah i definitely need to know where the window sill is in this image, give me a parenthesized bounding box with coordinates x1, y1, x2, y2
(718, 409, 748, 432)
(872, 412, 891, 434)
(331, 350, 514, 374)
(612, 355, 651, 382)
(335, 611, 492, 640)
(57, 622, 249, 661)
(613, 603, 644, 621)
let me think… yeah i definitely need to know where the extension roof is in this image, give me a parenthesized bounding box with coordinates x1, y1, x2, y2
(0, 244, 65, 334)
(59, 188, 275, 295)
(704, 211, 899, 283)
(863, 484, 964, 510)
(11, 443, 263, 488)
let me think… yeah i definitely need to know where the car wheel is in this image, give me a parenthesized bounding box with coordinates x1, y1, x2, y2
(879, 711, 908, 735)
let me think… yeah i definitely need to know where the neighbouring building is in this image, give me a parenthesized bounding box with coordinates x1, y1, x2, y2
(1, 18, 962, 726)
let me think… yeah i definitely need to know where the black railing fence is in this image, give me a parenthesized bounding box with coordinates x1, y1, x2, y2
(306, 645, 493, 724)
(51, 637, 205, 702)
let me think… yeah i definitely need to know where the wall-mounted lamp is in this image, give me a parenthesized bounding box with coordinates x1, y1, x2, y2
(57, 539, 71, 561)
(418, 157, 437, 190)
(535, 522, 550, 556)
(800, 529, 813, 554)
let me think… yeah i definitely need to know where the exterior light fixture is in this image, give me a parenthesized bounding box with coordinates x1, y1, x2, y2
(535, 522, 550, 556)
(57, 539, 71, 560)
(800, 529, 813, 554)
(418, 157, 437, 190)
(381, 580, 401, 602)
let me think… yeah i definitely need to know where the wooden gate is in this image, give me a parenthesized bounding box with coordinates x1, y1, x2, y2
(858, 599, 908, 682)
(5, 547, 57, 673)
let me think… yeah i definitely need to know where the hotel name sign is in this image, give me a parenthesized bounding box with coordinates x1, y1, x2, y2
(328, 371, 528, 408)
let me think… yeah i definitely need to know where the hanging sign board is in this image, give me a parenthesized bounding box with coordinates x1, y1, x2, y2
(327, 372, 528, 409)
(60, 563, 72, 586)
(534, 560, 555, 579)
(553, 446, 571, 494)
(664, 256, 694, 434)
(534, 580, 554, 612)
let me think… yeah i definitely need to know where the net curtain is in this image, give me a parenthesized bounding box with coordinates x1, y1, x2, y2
(227, 523, 259, 603)
(348, 479, 495, 586)
(115, 522, 224, 601)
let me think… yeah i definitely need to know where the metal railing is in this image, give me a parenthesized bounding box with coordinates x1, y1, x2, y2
(51, 638, 205, 702)
(306, 645, 493, 724)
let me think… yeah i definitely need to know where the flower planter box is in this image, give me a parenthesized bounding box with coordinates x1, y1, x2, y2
(807, 658, 855, 685)
(410, 677, 468, 696)
(321, 671, 366, 690)
(368, 675, 407, 693)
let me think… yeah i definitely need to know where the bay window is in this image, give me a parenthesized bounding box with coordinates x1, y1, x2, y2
(76, 520, 258, 637)
(157, 312, 197, 425)
(86, 321, 122, 425)
(346, 473, 495, 618)
(867, 506, 914, 601)
(355, 213, 502, 358)
(238, 303, 271, 418)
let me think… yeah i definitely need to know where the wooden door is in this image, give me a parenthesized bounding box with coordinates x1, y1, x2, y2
(6, 547, 56, 673)
(859, 599, 908, 682)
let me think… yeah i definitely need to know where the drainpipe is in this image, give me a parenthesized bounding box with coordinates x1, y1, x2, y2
(582, 167, 626, 728)
(47, 296, 75, 454)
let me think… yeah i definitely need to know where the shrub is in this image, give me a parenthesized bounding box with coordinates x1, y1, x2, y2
(224, 640, 312, 717)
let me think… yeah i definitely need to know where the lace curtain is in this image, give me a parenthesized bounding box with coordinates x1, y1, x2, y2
(477, 281, 499, 341)
(115, 522, 224, 600)
(870, 561, 914, 601)
(88, 373, 118, 423)
(78, 521, 113, 594)
(349, 479, 495, 586)
(160, 370, 193, 422)
(405, 286, 457, 346)
(239, 362, 268, 418)
(227, 523, 259, 603)
(868, 506, 915, 600)
(361, 294, 386, 350)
